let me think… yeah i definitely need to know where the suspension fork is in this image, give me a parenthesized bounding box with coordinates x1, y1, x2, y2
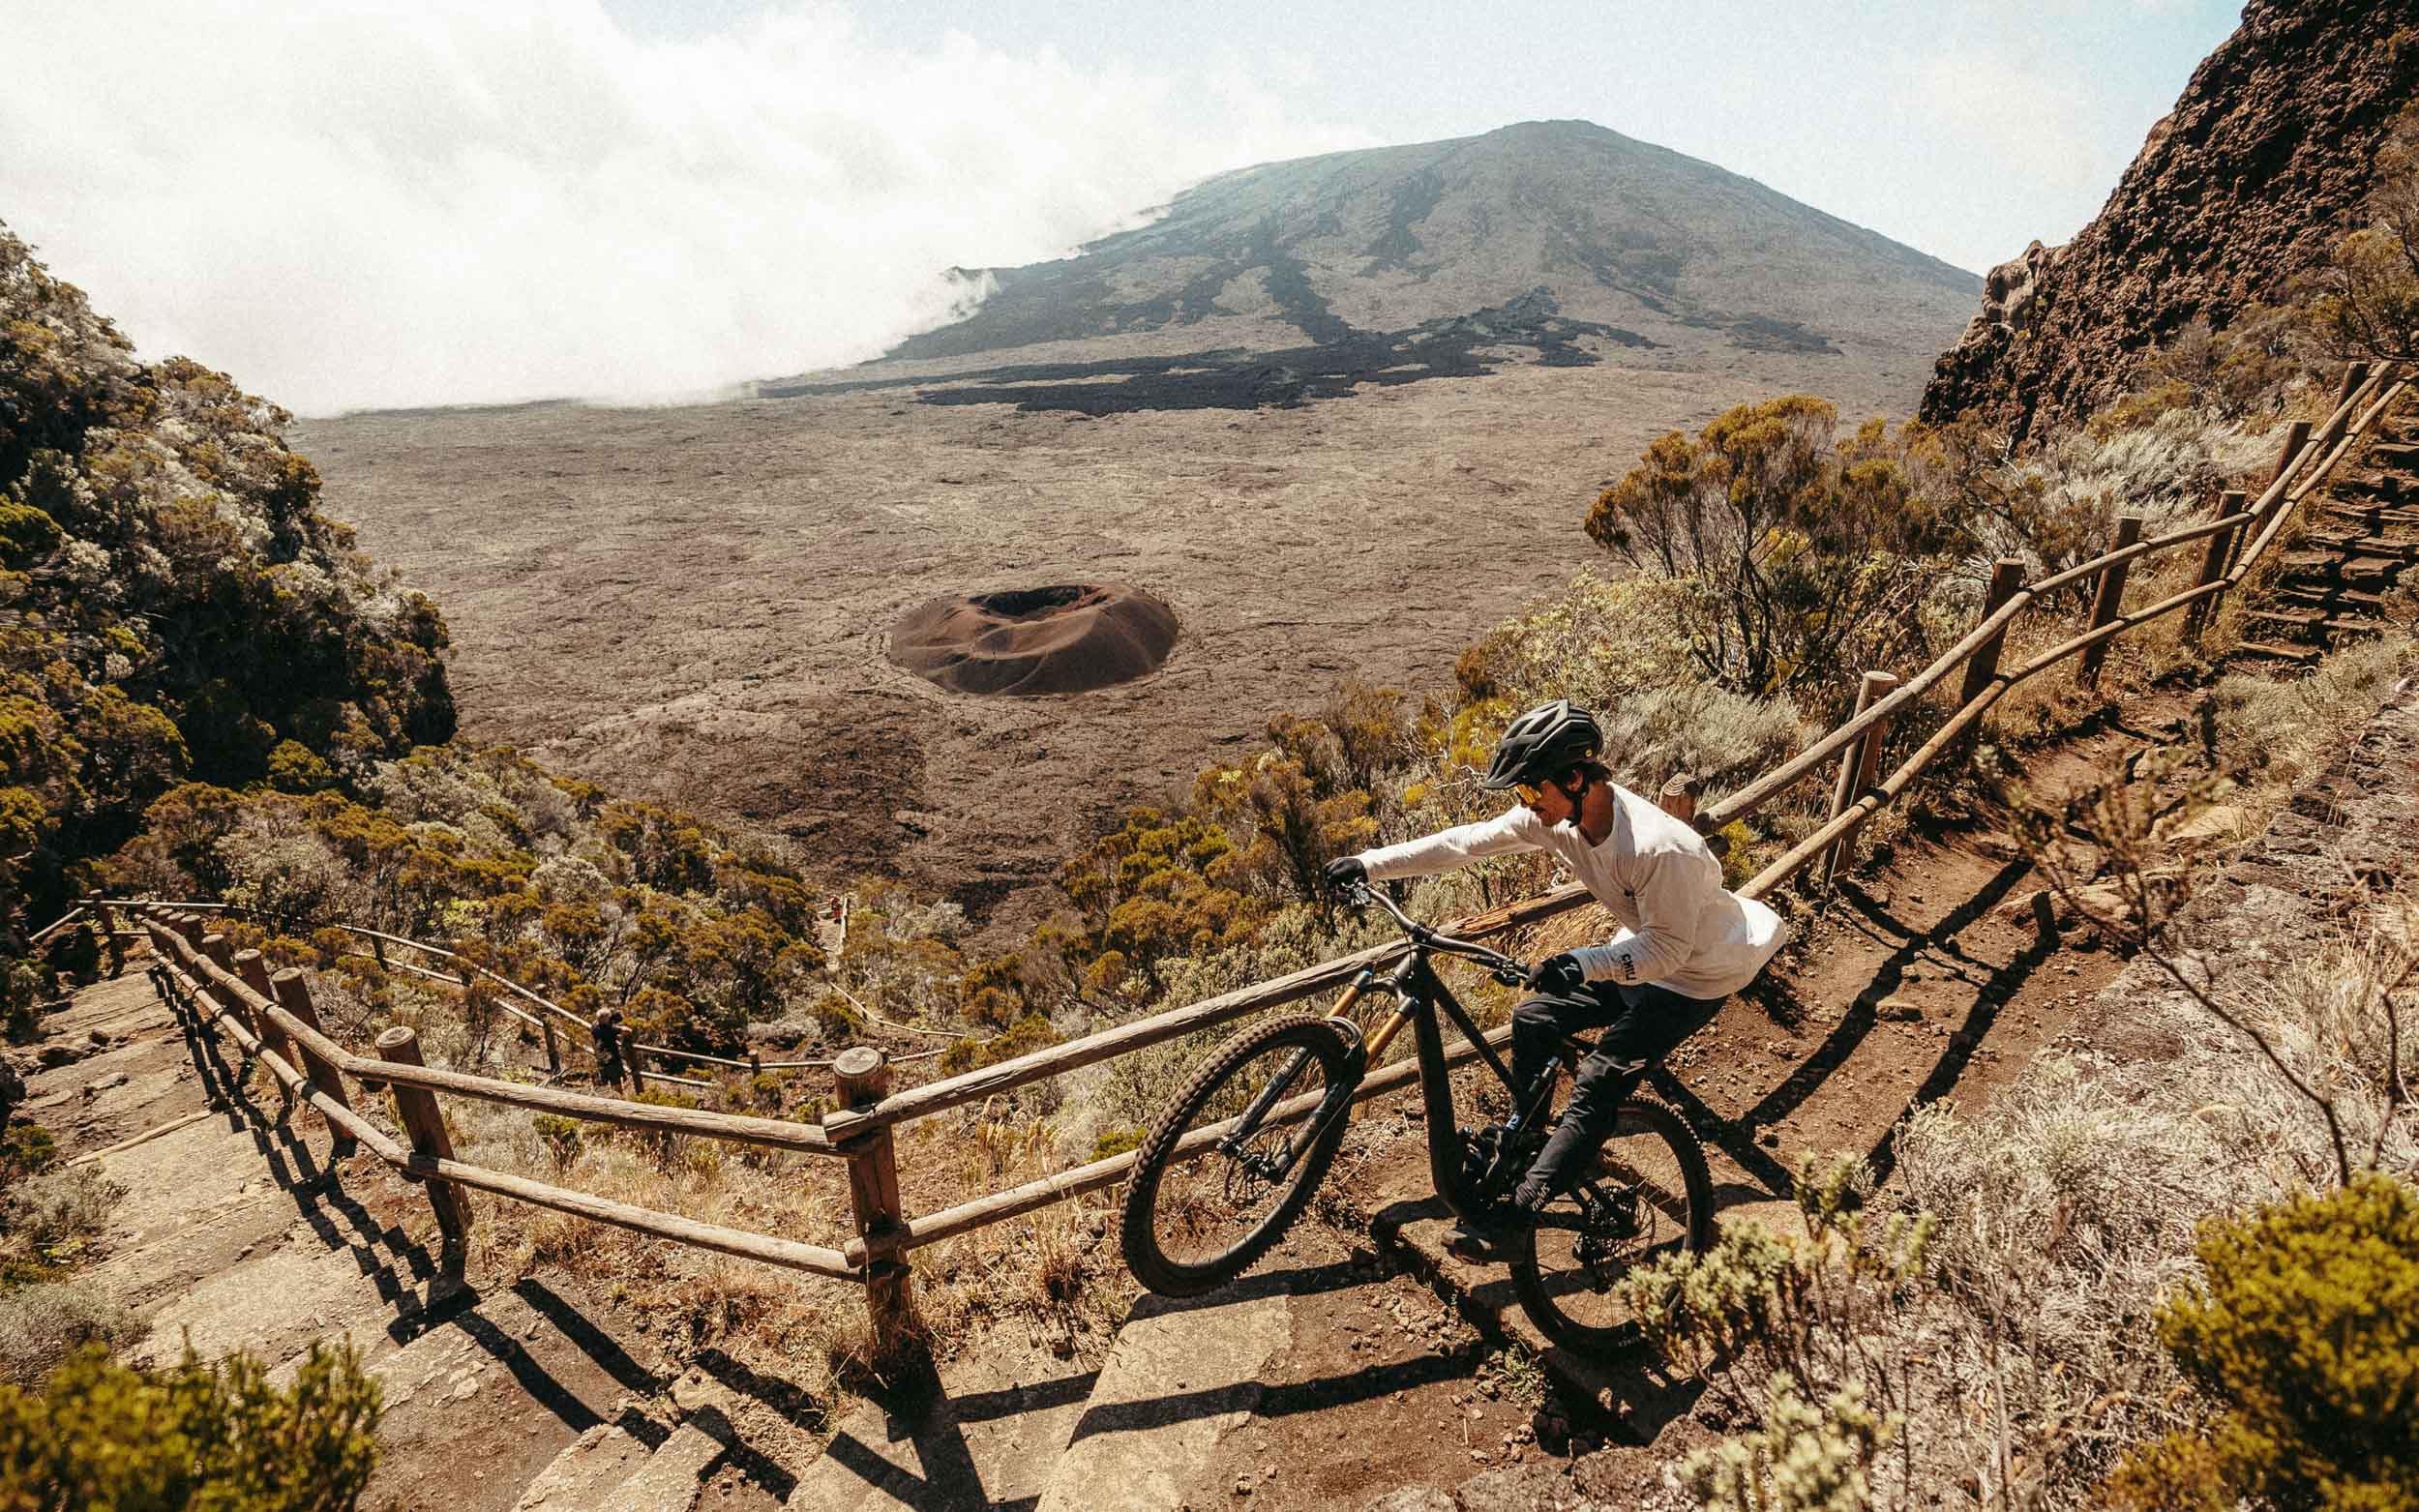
(1216, 974, 1375, 1170)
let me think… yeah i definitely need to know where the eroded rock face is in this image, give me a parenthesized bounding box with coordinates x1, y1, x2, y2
(889, 583, 1180, 696)
(1920, 0, 2419, 442)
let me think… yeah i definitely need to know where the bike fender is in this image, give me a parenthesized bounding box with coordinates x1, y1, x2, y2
(1321, 1014, 1367, 1078)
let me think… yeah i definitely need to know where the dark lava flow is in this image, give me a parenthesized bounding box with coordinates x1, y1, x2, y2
(760, 287, 1671, 417)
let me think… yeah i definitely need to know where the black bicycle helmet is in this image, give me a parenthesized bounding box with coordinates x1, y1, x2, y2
(1478, 699, 1604, 790)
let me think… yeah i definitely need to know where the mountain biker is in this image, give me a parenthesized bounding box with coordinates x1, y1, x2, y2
(1321, 698, 1786, 1251)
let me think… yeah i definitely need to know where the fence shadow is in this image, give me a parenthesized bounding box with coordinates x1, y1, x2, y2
(156, 971, 682, 1448)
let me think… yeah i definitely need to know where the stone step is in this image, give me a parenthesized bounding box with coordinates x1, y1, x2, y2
(1367, 1197, 1628, 1425)
(2246, 608, 2326, 642)
(513, 1419, 727, 1512)
(2281, 584, 2392, 612)
(2234, 639, 2322, 666)
(599, 1423, 727, 1512)
(2333, 471, 2419, 504)
(2319, 616, 2389, 640)
(2321, 503, 2419, 531)
(781, 1339, 1100, 1512)
(2305, 531, 2419, 561)
(514, 1426, 652, 1510)
(2280, 551, 2405, 585)
(1032, 1290, 1295, 1512)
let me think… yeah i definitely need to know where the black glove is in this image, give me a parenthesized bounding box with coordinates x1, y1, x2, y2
(1525, 952, 1586, 996)
(1322, 855, 1368, 892)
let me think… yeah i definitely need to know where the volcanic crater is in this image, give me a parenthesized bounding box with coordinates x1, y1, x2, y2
(889, 583, 1180, 696)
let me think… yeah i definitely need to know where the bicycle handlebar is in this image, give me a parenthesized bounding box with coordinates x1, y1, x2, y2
(1346, 882, 1531, 987)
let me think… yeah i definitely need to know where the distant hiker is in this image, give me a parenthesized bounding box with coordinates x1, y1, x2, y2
(1322, 698, 1786, 1252)
(592, 1007, 627, 1090)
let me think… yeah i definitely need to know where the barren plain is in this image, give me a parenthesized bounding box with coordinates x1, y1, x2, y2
(295, 342, 1931, 941)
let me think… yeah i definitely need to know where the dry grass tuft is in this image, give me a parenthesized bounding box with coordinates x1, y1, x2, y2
(0, 1281, 143, 1387)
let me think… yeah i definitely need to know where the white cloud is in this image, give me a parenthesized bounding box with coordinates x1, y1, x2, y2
(1905, 48, 2105, 190)
(0, 1, 1370, 414)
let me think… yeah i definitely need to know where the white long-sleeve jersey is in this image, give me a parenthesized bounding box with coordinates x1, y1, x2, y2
(1354, 784, 1786, 1000)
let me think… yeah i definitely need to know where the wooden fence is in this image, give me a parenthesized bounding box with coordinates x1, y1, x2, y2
(84, 360, 2410, 1351)
(66, 896, 902, 1091)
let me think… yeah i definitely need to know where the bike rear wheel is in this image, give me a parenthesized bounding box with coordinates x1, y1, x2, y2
(1508, 1096, 1711, 1353)
(1120, 1014, 1357, 1297)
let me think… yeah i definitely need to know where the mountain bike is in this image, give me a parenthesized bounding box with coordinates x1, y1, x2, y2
(1117, 882, 1712, 1352)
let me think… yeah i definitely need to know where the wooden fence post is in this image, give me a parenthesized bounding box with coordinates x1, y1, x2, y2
(1956, 558, 2027, 714)
(2079, 515, 2145, 687)
(833, 1045, 918, 1354)
(2335, 360, 2372, 409)
(375, 1026, 472, 1255)
(2268, 419, 2314, 490)
(199, 934, 254, 1040)
(1820, 672, 1901, 889)
(234, 950, 296, 1074)
(271, 969, 356, 1153)
(541, 1018, 561, 1077)
(629, 1045, 649, 1096)
(2191, 489, 2250, 639)
(86, 892, 126, 978)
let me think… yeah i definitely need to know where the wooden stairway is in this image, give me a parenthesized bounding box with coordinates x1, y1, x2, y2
(2237, 398, 2419, 667)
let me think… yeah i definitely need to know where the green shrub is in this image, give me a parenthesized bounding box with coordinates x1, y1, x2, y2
(0, 964, 39, 1044)
(528, 1114, 582, 1172)
(262, 742, 333, 795)
(1089, 1126, 1142, 1163)
(0, 1124, 55, 1185)
(624, 1087, 702, 1162)
(2, 1167, 121, 1263)
(1621, 1152, 1932, 1411)
(940, 1013, 1061, 1077)
(0, 1340, 380, 1509)
(1687, 1373, 1891, 1512)
(0, 1281, 142, 1388)
(1586, 400, 1956, 710)
(2105, 1173, 2419, 1510)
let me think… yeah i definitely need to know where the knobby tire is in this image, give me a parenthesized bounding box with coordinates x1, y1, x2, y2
(1508, 1096, 1711, 1353)
(1119, 1013, 1357, 1297)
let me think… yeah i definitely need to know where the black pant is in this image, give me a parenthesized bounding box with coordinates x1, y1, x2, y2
(1508, 978, 1725, 1206)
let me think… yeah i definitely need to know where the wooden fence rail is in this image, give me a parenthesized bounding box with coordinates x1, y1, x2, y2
(95, 897, 893, 1082)
(137, 913, 858, 1282)
(116, 362, 2406, 1351)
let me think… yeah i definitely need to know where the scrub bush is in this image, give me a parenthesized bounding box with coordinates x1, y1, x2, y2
(2105, 1173, 2419, 1511)
(0, 1340, 380, 1510)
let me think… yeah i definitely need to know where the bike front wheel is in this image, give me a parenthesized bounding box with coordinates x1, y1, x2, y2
(1119, 1013, 1357, 1297)
(1509, 1096, 1711, 1354)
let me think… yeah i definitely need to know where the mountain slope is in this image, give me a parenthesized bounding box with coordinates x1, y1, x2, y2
(1920, 0, 2419, 440)
(879, 120, 1977, 391)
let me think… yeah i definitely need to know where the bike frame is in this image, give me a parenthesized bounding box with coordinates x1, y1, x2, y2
(1234, 890, 1578, 1226)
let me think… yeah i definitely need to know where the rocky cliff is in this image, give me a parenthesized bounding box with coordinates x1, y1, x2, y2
(1920, 2, 2419, 441)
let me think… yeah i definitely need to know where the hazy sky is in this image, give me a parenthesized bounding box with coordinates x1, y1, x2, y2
(1, 0, 2242, 415)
